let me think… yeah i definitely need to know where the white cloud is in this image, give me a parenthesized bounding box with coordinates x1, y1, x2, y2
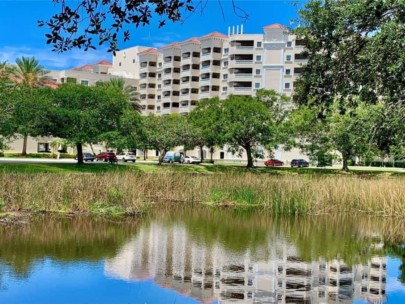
(0, 46, 111, 70)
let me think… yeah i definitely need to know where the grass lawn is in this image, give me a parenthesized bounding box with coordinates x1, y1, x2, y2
(0, 162, 403, 176)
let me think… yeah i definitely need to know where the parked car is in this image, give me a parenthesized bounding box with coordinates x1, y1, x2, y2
(116, 152, 136, 163)
(163, 151, 185, 163)
(184, 156, 201, 164)
(264, 159, 284, 167)
(291, 159, 309, 168)
(75, 152, 95, 162)
(95, 152, 118, 163)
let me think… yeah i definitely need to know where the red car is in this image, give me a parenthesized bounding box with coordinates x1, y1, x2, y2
(95, 152, 118, 163)
(264, 159, 284, 167)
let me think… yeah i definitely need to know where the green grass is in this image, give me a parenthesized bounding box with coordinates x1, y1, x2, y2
(0, 162, 403, 175)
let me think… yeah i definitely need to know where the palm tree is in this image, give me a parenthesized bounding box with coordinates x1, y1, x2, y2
(11, 57, 49, 155)
(96, 78, 141, 113)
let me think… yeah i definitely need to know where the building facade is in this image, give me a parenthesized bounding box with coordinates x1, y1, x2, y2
(113, 24, 306, 116)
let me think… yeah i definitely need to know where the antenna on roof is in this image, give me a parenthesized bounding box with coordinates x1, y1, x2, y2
(241, 24, 244, 34)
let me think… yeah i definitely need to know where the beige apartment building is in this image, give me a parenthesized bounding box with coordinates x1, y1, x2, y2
(112, 23, 307, 162)
(112, 24, 306, 116)
(5, 23, 309, 161)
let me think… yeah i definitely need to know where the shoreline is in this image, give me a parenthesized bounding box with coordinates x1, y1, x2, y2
(1, 169, 404, 218)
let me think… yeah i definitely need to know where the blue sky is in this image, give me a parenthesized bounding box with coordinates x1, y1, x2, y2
(0, 0, 305, 70)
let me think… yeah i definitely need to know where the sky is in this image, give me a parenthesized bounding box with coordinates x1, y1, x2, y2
(0, 0, 305, 70)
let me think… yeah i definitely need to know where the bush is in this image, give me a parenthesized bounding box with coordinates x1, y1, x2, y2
(0, 152, 4, 158)
(59, 153, 76, 159)
(365, 160, 405, 169)
(202, 159, 215, 164)
(4, 153, 55, 159)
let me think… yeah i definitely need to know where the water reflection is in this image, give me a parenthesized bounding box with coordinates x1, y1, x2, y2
(105, 220, 387, 303)
(0, 208, 404, 303)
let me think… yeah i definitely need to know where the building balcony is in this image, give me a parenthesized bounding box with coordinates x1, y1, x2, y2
(161, 107, 172, 115)
(190, 93, 199, 100)
(229, 46, 254, 54)
(139, 77, 156, 84)
(229, 73, 253, 81)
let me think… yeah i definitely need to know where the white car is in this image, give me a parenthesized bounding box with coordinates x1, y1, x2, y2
(116, 152, 136, 163)
(184, 156, 201, 164)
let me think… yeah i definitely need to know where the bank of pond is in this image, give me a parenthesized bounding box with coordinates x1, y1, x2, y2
(0, 171, 404, 216)
(1, 207, 405, 303)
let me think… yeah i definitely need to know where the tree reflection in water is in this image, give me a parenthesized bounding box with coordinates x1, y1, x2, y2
(1, 207, 405, 303)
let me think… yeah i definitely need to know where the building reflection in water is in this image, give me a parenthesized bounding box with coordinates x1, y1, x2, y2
(105, 222, 387, 303)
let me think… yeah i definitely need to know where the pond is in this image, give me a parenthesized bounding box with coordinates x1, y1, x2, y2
(1, 207, 405, 303)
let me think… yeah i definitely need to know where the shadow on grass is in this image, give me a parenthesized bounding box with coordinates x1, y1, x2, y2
(0, 162, 403, 176)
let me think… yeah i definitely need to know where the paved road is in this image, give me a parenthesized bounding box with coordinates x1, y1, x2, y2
(0, 158, 157, 165)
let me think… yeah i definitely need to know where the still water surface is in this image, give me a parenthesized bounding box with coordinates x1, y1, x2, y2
(1, 207, 405, 303)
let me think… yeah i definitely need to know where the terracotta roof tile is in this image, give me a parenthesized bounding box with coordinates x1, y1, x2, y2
(264, 23, 286, 29)
(162, 42, 181, 49)
(137, 48, 162, 55)
(96, 60, 112, 66)
(200, 31, 227, 39)
(181, 37, 200, 44)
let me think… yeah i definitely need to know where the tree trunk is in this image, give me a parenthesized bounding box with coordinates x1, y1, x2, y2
(89, 143, 96, 156)
(199, 145, 204, 161)
(77, 143, 84, 165)
(209, 147, 214, 163)
(22, 135, 28, 155)
(245, 144, 254, 168)
(342, 153, 349, 171)
(143, 150, 146, 161)
(158, 149, 167, 165)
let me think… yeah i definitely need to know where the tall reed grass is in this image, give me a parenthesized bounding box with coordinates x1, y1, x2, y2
(0, 172, 404, 216)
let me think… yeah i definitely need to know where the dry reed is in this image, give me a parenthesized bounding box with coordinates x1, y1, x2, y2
(0, 172, 404, 216)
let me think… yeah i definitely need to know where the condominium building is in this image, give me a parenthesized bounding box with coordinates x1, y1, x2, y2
(113, 23, 307, 116)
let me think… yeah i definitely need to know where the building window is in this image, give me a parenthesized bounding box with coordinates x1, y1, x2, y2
(158, 84, 161, 89)
(285, 82, 290, 89)
(37, 143, 50, 153)
(80, 80, 89, 86)
(255, 55, 262, 62)
(287, 41, 292, 47)
(224, 48, 229, 54)
(256, 41, 262, 48)
(157, 106, 160, 110)
(223, 74, 228, 80)
(223, 61, 228, 67)
(159, 62, 162, 68)
(222, 87, 227, 92)
(286, 54, 292, 61)
(255, 83, 260, 89)
(119, 62, 122, 66)
(285, 69, 291, 75)
(255, 69, 261, 75)
(132, 59, 136, 63)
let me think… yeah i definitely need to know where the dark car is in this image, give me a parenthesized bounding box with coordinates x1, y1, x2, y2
(291, 159, 309, 168)
(96, 152, 118, 163)
(83, 152, 95, 162)
(75, 152, 95, 162)
(264, 159, 284, 167)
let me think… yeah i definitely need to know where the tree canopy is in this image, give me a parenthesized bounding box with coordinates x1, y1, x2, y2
(39, 0, 194, 53)
(47, 83, 136, 164)
(294, 0, 405, 108)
